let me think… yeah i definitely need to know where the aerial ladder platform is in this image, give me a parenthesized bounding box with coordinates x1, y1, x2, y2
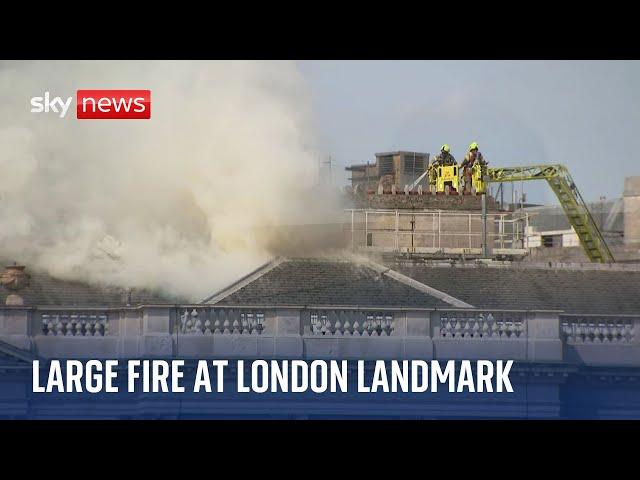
(484, 164, 615, 263)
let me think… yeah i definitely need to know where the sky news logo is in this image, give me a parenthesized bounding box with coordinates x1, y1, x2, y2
(30, 90, 151, 119)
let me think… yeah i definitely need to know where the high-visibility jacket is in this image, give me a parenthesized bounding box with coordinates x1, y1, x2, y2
(432, 152, 457, 166)
(461, 150, 487, 168)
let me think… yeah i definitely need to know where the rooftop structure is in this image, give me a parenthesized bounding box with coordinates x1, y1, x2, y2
(345, 149, 637, 263)
(346, 151, 430, 193)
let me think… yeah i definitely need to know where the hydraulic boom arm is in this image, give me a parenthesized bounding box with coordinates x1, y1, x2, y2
(486, 164, 615, 263)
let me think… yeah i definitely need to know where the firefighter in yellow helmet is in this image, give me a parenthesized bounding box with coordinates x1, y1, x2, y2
(461, 142, 487, 168)
(461, 142, 487, 192)
(431, 144, 457, 167)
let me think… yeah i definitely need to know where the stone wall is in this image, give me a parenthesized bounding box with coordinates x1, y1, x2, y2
(0, 306, 571, 364)
(2, 305, 639, 368)
(350, 192, 499, 211)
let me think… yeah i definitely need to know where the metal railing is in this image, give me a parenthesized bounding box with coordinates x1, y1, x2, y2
(346, 209, 529, 253)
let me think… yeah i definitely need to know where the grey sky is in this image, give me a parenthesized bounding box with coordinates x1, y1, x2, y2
(298, 60, 640, 204)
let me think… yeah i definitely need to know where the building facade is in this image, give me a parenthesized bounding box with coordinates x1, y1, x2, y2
(1, 257, 640, 418)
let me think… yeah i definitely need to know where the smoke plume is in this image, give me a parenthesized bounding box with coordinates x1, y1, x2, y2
(0, 61, 341, 300)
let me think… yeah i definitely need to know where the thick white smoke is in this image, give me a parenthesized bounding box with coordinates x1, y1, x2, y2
(0, 61, 339, 300)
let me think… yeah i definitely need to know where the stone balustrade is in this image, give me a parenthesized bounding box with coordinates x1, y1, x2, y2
(561, 315, 636, 344)
(179, 308, 265, 336)
(41, 313, 109, 337)
(0, 305, 639, 366)
(305, 310, 395, 336)
(438, 311, 525, 340)
(559, 314, 640, 367)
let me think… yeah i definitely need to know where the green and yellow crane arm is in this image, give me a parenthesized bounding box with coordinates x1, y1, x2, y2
(485, 164, 615, 263)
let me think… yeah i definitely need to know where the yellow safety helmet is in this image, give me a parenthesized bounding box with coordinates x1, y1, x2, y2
(441, 144, 450, 153)
(468, 141, 479, 151)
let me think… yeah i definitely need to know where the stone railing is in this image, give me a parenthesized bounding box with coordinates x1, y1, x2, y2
(178, 308, 266, 335)
(429, 309, 544, 361)
(41, 312, 109, 337)
(559, 314, 640, 367)
(561, 315, 636, 344)
(303, 309, 395, 336)
(0, 305, 639, 366)
(438, 311, 525, 340)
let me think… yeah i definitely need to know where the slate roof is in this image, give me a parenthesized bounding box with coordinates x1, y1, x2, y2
(0, 268, 174, 307)
(212, 257, 640, 315)
(4, 256, 638, 315)
(392, 262, 640, 315)
(213, 258, 451, 308)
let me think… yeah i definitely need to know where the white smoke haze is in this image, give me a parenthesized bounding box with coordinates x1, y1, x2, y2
(0, 60, 342, 300)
